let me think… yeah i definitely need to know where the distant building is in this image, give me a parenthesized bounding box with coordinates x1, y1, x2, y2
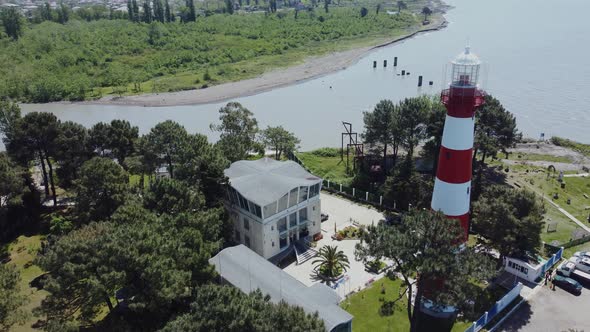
(224, 158, 322, 260)
(210, 245, 353, 332)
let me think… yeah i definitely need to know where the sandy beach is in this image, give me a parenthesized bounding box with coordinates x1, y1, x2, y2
(86, 16, 447, 108)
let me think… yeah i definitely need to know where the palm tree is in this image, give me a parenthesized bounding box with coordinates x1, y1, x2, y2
(312, 245, 350, 280)
(421, 6, 432, 22)
(397, 1, 406, 13)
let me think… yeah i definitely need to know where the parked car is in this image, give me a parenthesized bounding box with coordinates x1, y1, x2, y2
(321, 213, 329, 222)
(570, 257, 590, 274)
(573, 251, 590, 260)
(553, 275, 583, 295)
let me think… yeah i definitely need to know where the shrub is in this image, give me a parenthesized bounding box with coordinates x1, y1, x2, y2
(310, 147, 341, 157)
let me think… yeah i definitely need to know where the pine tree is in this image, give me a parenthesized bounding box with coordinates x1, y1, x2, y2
(132, 0, 140, 22)
(127, 0, 134, 21)
(165, 0, 172, 22)
(154, 0, 164, 22)
(142, 0, 152, 23)
(186, 0, 196, 21)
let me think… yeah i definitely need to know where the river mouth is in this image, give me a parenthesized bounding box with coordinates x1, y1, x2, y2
(15, 0, 590, 150)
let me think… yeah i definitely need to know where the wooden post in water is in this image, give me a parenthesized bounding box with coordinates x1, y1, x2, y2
(394, 57, 398, 66)
(383, 60, 387, 67)
(418, 76, 423, 87)
(373, 61, 377, 68)
(401, 70, 405, 76)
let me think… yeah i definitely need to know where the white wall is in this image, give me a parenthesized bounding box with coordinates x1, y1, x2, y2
(504, 257, 543, 283)
(228, 195, 322, 259)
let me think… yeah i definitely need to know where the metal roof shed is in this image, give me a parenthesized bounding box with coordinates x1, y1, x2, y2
(209, 245, 353, 332)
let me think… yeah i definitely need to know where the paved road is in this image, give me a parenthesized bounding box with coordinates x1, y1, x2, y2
(499, 283, 590, 332)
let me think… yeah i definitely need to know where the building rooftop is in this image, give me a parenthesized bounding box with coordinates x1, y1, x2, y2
(209, 245, 352, 332)
(224, 158, 321, 206)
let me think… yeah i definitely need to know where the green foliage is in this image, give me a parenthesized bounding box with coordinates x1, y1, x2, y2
(0, 8, 24, 40)
(312, 245, 350, 279)
(161, 284, 325, 332)
(472, 185, 545, 260)
(0, 264, 28, 330)
(382, 156, 432, 211)
(473, 94, 521, 198)
(363, 96, 433, 175)
(7, 112, 60, 204)
(54, 121, 91, 188)
(143, 120, 190, 178)
(308, 147, 340, 158)
(211, 102, 261, 162)
(37, 210, 216, 325)
(174, 133, 229, 206)
(0, 152, 23, 208)
(88, 119, 140, 169)
(144, 177, 205, 215)
(49, 215, 74, 235)
(261, 125, 300, 160)
(74, 157, 130, 223)
(356, 211, 495, 331)
(0, 8, 417, 102)
(296, 149, 353, 185)
(360, 7, 368, 17)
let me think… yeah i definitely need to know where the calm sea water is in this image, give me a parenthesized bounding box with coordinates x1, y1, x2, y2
(16, 0, 590, 150)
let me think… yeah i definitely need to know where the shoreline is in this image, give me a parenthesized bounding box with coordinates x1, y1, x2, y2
(73, 16, 448, 108)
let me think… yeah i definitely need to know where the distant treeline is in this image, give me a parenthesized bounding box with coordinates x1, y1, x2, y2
(0, 8, 417, 103)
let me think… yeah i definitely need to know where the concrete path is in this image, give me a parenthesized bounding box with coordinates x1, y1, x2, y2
(283, 192, 387, 299)
(511, 178, 590, 233)
(564, 172, 589, 178)
(543, 196, 590, 233)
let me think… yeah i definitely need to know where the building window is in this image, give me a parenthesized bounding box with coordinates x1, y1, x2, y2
(289, 213, 297, 228)
(299, 208, 307, 223)
(309, 183, 320, 198)
(245, 235, 251, 248)
(243, 218, 250, 231)
(235, 230, 241, 242)
(264, 202, 277, 218)
(298, 186, 309, 203)
(272, 241, 275, 247)
(254, 205, 262, 218)
(279, 234, 288, 249)
(278, 217, 287, 233)
(289, 188, 299, 207)
(278, 194, 288, 212)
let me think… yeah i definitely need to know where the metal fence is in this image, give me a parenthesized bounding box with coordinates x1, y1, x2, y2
(540, 246, 564, 275)
(465, 247, 564, 332)
(464, 282, 524, 332)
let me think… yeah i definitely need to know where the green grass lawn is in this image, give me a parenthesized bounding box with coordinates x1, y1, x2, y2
(6, 235, 48, 332)
(492, 153, 590, 245)
(532, 175, 590, 223)
(341, 277, 472, 332)
(296, 149, 355, 186)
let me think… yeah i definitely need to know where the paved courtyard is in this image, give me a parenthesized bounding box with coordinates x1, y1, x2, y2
(499, 283, 590, 332)
(283, 192, 388, 300)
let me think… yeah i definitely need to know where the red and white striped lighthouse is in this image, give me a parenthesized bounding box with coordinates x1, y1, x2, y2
(431, 47, 485, 242)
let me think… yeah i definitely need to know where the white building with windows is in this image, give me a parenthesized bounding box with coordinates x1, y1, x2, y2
(224, 158, 322, 260)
